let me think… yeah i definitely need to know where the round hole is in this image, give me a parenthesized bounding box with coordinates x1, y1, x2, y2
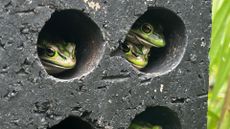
(48, 116, 94, 129)
(122, 7, 186, 75)
(129, 106, 181, 129)
(37, 9, 104, 79)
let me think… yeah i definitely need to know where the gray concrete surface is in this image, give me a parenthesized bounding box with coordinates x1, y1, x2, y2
(0, 0, 211, 129)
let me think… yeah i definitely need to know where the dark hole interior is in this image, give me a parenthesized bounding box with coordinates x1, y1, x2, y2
(129, 106, 181, 129)
(37, 9, 104, 79)
(48, 116, 94, 129)
(124, 7, 186, 74)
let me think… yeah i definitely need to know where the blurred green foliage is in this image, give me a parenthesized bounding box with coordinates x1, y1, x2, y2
(208, 0, 230, 129)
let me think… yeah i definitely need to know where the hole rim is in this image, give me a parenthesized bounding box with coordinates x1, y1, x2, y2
(122, 7, 187, 76)
(37, 9, 105, 80)
(129, 106, 182, 129)
(47, 116, 95, 129)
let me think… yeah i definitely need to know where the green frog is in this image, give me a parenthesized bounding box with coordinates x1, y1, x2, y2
(122, 22, 166, 69)
(129, 121, 162, 129)
(38, 41, 76, 74)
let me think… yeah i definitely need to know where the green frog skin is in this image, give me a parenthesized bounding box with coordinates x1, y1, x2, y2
(38, 41, 76, 74)
(122, 22, 166, 69)
(128, 121, 163, 129)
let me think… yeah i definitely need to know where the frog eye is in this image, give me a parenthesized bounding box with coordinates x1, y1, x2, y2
(121, 43, 130, 52)
(46, 48, 55, 57)
(141, 23, 153, 34)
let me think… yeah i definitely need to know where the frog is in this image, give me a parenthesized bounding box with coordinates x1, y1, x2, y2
(128, 121, 162, 129)
(37, 40, 76, 75)
(122, 22, 166, 69)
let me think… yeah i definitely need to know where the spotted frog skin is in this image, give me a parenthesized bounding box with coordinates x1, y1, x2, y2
(38, 41, 76, 74)
(122, 22, 166, 69)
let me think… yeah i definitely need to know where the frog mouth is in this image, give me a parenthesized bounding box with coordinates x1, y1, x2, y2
(41, 59, 73, 70)
(125, 51, 148, 69)
(135, 35, 159, 47)
(127, 31, 161, 48)
(126, 56, 147, 69)
(133, 63, 145, 69)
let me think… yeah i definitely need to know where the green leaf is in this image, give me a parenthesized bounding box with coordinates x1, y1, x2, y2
(208, 0, 230, 129)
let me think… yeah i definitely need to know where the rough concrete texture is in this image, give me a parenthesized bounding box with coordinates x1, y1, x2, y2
(0, 0, 211, 129)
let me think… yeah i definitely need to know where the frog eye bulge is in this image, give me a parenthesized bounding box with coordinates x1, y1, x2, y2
(141, 23, 153, 34)
(122, 43, 130, 52)
(46, 48, 55, 57)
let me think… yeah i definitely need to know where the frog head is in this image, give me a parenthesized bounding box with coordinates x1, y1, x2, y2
(38, 41, 76, 74)
(122, 42, 150, 69)
(127, 23, 166, 48)
(123, 22, 166, 69)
